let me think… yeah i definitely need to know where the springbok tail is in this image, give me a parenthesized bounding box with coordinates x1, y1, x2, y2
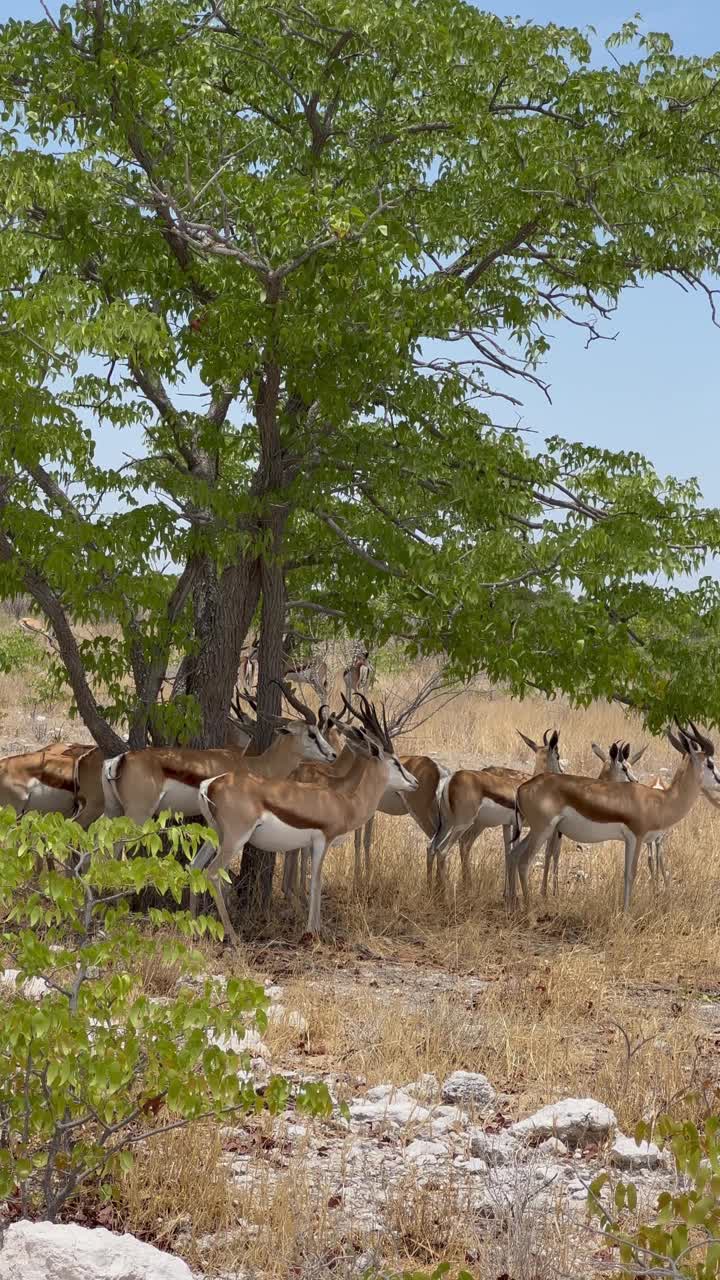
(101, 754, 126, 817)
(510, 795, 522, 845)
(429, 769, 454, 855)
(193, 776, 224, 871)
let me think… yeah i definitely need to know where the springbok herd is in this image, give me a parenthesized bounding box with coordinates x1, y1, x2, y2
(0, 682, 719, 936)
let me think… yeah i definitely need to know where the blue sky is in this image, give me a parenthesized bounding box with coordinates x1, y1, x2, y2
(2, 0, 720, 508)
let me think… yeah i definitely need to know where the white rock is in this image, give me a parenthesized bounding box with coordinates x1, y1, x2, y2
(509, 1098, 616, 1146)
(609, 1133, 662, 1170)
(403, 1138, 448, 1166)
(453, 1156, 488, 1174)
(349, 1087, 432, 1128)
(441, 1071, 496, 1110)
(0, 1221, 193, 1280)
(537, 1136, 569, 1157)
(210, 1028, 269, 1058)
(0, 969, 50, 1000)
(469, 1129, 521, 1166)
(405, 1073, 440, 1103)
(428, 1105, 466, 1136)
(266, 1005, 308, 1035)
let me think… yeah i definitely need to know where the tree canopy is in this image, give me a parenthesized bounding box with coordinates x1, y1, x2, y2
(1, 0, 720, 745)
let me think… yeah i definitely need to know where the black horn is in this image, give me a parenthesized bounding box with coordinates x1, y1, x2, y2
(272, 679, 316, 724)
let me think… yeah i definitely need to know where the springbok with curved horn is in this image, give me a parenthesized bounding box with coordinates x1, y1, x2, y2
(540, 739, 647, 896)
(193, 697, 418, 940)
(428, 729, 563, 894)
(102, 686, 336, 825)
(508, 722, 720, 914)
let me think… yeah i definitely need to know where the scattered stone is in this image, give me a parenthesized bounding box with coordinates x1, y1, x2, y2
(0, 1221, 192, 1280)
(403, 1138, 449, 1166)
(405, 1073, 440, 1103)
(428, 1105, 466, 1136)
(609, 1133, 662, 1170)
(509, 1098, 616, 1147)
(0, 969, 50, 1000)
(453, 1156, 488, 1175)
(210, 1027, 269, 1058)
(469, 1129, 521, 1166)
(266, 1005, 308, 1035)
(537, 1136, 569, 1157)
(349, 1085, 432, 1128)
(441, 1071, 496, 1110)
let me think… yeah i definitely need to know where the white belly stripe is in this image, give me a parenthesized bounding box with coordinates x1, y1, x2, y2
(158, 780, 203, 817)
(26, 781, 76, 815)
(476, 799, 515, 827)
(556, 808, 629, 844)
(250, 812, 323, 853)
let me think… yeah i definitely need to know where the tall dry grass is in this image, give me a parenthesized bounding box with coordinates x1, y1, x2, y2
(239, 685, 720, 1133)
(7, 662, 720, 1276)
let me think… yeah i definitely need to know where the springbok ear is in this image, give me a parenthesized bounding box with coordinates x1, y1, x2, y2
(517, 729, 538, 753)
(548, 729, 559, 751)
(630, 744, 647, 765)
(591, 742, 608, 763)
(622, 742, 631, 760)
(668, 728, 686, 755)
(609, 742, 619, 761)
(369, 741, 381, 758)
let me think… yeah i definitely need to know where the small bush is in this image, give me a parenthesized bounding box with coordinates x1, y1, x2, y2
(0, 629, 40, 674)
(0, 810, 331, 1220)
(590, 1110, 720, 1277)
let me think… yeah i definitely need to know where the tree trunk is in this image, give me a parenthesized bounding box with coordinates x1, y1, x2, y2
(187, 555, 261, 748)
(231, 552, 286, 924)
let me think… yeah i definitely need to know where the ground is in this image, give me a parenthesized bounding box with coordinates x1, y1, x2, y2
(1, 632, 719, 1278)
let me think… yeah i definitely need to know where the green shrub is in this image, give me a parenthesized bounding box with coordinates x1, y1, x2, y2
(0, 810, 331, 1220)
(0, 629, 41, 674)
(590, 1112, 720, 1277)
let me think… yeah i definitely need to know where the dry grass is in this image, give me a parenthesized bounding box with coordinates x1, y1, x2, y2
(228, 685, 720, 1134)
(7, 660, 720, 1276)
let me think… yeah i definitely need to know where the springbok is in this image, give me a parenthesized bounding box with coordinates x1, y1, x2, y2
(352, 756, 451, 891)
(238, 637, 259, 694)
(284, 656, 329, 700)
(508, 722, 720, 914)
(428, 729, 563, 894)
(101, 700, 336, 825)
(540, 739, 646, 896)
(343, 650, 372, 704)
(193, 698, 418, 940)
(0, 743, 105, 828)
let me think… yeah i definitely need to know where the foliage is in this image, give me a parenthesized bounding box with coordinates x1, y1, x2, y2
(0, 810, 331, 1220)
(2, 3, 720, 742)
(368, 1268, 474, 1280)
(590, 1111, 720, 1277)
(0, 629, 41, 675)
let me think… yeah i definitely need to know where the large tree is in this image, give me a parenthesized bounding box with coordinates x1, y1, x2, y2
(0, 0, 720, 763)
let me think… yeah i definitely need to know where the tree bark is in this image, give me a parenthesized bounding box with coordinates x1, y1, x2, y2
(231, 552, 286, 924)
(186, 555, 262, 748)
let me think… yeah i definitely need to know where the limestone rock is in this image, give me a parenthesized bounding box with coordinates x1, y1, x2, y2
(266, 1005, 308, 1035)
(405, 1074, 440, 1103)
(441, 1071, 496, 1110)
(509, 1098, 616, 1146)
(609, 1133, 662, 1170)
(468, 1129, 521, 1166)
(403, 1138, 449, 1166)
(349, 1085, 432, 1128)
(537, 1136, 569, 1157)
(0, 1222, 193, 1280)
(0, 969, 50, 1000)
